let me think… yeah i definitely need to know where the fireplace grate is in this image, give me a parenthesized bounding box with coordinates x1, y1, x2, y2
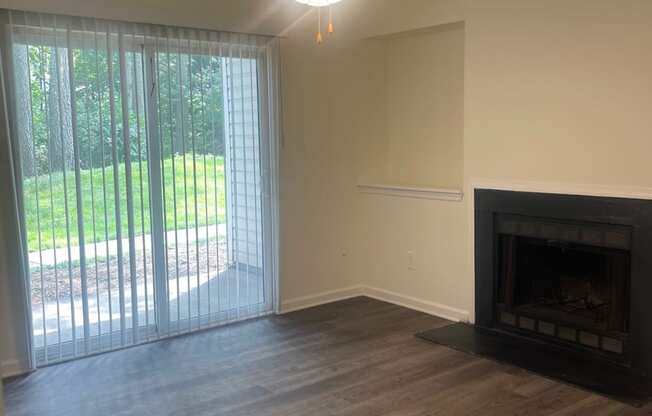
(528, 296, 610, 323)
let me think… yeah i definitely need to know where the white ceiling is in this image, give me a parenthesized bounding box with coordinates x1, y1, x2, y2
(0, 0, 465, 39)
(0, 0, 311, 36)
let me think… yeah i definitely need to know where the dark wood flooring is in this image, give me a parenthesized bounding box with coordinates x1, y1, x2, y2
(4, 297, 651, 415)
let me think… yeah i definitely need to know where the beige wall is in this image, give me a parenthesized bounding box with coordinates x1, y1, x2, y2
(279, 16, 385, 302)
(350, 12, 468, 320)
(358, 0, 652, 326)
(278, 0, 466, 303)
(459, 0, 652, 320)
(384, 23, 464, 188)
(4, 0, 652, 379)
(358, 0, 652, 321)
(465, 0, 652, 187)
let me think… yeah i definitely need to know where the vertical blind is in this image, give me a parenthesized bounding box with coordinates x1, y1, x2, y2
(1, 9, 280, 367)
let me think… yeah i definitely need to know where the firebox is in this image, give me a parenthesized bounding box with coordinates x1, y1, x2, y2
(495, 214, 631, 362)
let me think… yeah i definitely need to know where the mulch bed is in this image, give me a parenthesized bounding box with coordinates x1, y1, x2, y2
(29, 238, 227, 304)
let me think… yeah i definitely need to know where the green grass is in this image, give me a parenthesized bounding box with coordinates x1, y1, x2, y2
(23, 154, 226, 251)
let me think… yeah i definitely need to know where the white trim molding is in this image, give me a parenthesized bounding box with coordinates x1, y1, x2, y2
(357, 184, 463, 202)
(363, 287, 470, 323)
(280, 286, 365, 314)
(279, 285, 470, 323)
(471, 178, 652, 201)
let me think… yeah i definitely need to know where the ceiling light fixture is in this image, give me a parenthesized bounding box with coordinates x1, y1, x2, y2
(296, 0, 342, 44)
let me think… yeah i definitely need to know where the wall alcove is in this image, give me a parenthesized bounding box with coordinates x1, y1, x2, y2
(357, 21, 465, 201)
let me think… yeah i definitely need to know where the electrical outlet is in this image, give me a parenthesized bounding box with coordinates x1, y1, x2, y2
(407, 250, 416, 271)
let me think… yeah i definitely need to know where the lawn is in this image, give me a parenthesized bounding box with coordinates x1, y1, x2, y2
(22, 154, 226, 251)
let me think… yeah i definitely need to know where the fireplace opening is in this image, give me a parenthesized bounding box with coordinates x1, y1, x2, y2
(496, 226, 631, 361)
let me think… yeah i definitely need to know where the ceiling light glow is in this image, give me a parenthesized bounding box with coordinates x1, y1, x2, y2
(296, 0, 342, 6)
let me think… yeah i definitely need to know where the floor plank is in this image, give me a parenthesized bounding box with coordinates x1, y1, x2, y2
(3, 297, 650, 415)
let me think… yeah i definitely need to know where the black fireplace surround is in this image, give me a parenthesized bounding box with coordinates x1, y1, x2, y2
(475, 189, 652, 377)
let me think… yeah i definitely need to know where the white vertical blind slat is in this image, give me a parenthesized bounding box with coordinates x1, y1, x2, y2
(144, 25, 170, 338)
(176, 33, 191, 332)
(66, 22, 91, 355)
(32, 40, 49, 364)
(167, 32, 182, 331)
(147, 29, 163, 339)
(23, 28, 48, 362)
(105, 22, 127, 347)
(94, 19, 115, 350)
(51, 15, 78, 359)
(37, 14, 62, 362)
(227, 38, 240, 320)
(132, 31, 149, 338)
(117, 27, 139, 344)
(80, 17, 102, 351)
(187, 33, 201, 330)
(237, 39, 252, 317)
(211, 36, 222, 318)
(248, 47, 262, 310)
(199, 33, 211, 321)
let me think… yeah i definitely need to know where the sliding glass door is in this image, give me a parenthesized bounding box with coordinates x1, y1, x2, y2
(146, 36, 271, 333)
(5, 11, 278, 366)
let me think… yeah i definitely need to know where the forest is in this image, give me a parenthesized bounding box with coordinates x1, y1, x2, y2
(15, 41, 232, 251)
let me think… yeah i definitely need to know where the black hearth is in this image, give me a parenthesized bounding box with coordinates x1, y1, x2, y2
(418, 189, 652, 406)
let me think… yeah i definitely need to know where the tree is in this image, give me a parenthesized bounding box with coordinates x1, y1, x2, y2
(13, 44, 35, 177)
(47, 46, 74, 173)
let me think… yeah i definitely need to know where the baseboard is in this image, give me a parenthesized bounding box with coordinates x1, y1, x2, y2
(362, 286, 470, 323)
(1, 359, 30, 380)
(279, 285, 470, 323)
(279, 285, 365, 314)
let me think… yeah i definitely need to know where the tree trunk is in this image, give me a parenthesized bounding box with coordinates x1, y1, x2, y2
(13, 46, 35, 177)
(47, 47, 74, 172)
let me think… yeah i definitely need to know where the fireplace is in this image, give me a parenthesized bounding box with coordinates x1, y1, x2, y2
(416, 188, 652, 404)
(474, 189, 652, 377)
(495, 214, 631, 362)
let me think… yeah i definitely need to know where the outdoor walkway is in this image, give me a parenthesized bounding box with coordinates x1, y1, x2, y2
(28, 224, 227, 267)
(26, 221, 267, 364)
(31, 265, 266, 361)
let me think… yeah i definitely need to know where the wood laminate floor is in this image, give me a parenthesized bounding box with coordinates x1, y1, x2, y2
(4, 297, 651, 415)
